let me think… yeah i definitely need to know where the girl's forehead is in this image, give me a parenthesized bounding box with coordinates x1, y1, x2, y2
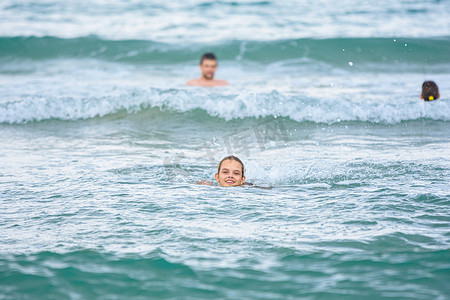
(220, 159, 242, 169)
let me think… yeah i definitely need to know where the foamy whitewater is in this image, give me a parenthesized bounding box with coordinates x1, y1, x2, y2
(1, 1, 449, 299)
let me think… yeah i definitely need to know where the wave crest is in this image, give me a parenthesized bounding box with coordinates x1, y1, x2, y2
(1, 88, 448, 124)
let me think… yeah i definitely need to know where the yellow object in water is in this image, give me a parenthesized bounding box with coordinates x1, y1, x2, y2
(428, 96, 434, 101)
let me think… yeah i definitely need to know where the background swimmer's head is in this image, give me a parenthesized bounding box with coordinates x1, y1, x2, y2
(199, 52, 218, 80)
(200, 52, 217, 65)
(421, 81, 440, 101)
(215, 156, 245, 187)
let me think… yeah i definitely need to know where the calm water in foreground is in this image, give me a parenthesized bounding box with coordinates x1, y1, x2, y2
(1, 0, 450, 299)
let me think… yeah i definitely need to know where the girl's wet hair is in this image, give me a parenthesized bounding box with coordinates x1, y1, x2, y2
(217, 156, 245, 176)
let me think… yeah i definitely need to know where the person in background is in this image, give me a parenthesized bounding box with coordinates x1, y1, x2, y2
(186, 53, 228, 87)
(421, 80, 440, 101)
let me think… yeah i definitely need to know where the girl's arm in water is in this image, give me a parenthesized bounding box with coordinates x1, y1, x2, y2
(197, 180, 214, 186)
(197, 180, 271, 189)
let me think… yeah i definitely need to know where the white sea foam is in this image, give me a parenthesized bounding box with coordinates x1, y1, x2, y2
(1, 88, 449, 124)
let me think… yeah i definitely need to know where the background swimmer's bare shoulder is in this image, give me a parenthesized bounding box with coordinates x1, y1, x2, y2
(186, 78, 228, 87)
(212, 79, 228, 86)
(186, 79, 199, 85)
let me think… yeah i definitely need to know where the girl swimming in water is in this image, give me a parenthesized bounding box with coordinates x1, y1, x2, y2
(198, 155, 246, 187)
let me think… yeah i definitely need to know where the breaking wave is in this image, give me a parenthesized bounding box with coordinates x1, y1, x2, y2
(1, 88, 448, 124)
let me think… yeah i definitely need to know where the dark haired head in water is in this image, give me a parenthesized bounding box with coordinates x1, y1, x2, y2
(197, 156, 268, 188)
(186, 52, 228, 87)
(421, 81, 440, 101)
(200, 52, 217, 65)
(215, 155, 246, 187)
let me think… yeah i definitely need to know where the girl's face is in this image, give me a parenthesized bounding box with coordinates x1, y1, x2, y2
(215, 159, 245, 187)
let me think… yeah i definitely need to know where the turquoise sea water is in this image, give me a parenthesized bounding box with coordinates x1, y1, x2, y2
(1, 1, 450, 299)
